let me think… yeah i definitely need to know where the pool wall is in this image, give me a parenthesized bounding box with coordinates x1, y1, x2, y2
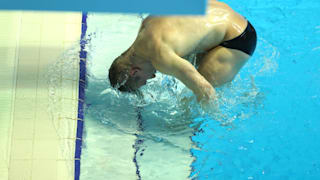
(0, 11, 82, 180)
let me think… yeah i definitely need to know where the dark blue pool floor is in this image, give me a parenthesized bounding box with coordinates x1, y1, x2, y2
(191, 0, 320, 179)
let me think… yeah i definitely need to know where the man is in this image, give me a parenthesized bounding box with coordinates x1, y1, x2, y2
(108, 0, 257, 101)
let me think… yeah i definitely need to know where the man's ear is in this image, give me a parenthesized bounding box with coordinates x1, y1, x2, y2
(130, 67, 140, 77)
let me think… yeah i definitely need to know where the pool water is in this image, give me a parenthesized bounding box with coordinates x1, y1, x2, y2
(191, 0, 320, 179)
(79, 0, 320, 179)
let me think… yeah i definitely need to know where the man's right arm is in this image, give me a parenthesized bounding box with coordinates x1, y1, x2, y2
(151, 45, 216, 101)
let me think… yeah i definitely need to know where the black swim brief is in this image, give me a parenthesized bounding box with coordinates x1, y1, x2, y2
(220, 21, 257, 56)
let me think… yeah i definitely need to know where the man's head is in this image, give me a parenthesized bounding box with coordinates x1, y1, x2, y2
(108, 52, 156, 92)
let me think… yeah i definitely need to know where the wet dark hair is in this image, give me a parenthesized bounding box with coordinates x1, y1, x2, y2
(109, 56, 129, 91)
(108, 55, 141, 92)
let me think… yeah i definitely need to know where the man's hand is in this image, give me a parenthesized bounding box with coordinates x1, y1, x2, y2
(196, 81, 216, 102)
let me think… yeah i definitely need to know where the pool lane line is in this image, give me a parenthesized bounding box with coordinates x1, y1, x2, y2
(75, 12, 88, 180)
(133, 106, 144, 180)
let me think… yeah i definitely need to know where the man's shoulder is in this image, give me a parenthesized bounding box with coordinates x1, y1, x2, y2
(134, 31, 163, 59)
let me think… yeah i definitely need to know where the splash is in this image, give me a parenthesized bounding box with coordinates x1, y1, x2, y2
(82, 36, 279, 149)
(47, 42, 81, 177)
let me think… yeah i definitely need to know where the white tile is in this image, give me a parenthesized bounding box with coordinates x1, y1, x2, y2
(0, 168, 8, 180)
(35, 87, 49, 99)
(21, 12, 43, 23)
(61, 60, 79, 82)
(15, 86, 37, 99)
(61, 79, 74, 99)
(34, 110, 58, 140)
(32, 160, 57, 180)
(64, 13, 81, 23)
(63, 41, 78, 51)
(60, 99, 77, 119)
(65, 23, 81, 41)
(0, 48, 16, 65)
(33, 140, 59, 160)
(57, 118, 77, 139)
(0, 129, 10, 161)
(0, 147, 9, 169)
(39, 41, 64, 55)
(41, 23, 65, 42)
(20, 23, 41, 42)
(17, 59, 40, 79)
(11, 139, 33, 160)
(42, 12, 69, 24)
(0, 117, 12, 130)
(0, 13, 19, 42)
(58, 139, 75, 160)
(57, 160, 73, 180)
(39, 41, 64, 64)
(9, 160, 32, 180)
(13, 98, 36, 120)
(19, 41, 40, 60)
(12, 120, 34, 140)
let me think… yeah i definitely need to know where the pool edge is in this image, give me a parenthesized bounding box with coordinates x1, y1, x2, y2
(74, 12, 88, 180)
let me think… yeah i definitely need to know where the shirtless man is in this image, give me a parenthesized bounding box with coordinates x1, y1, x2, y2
(108, 0, 257, 101)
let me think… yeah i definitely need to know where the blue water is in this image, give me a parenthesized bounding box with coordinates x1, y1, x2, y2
(190, 0, 320, 179)
(80, 0, 320, 179)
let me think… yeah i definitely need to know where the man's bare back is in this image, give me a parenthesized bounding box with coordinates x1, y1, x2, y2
(108, 0, 257, 101)
(135, 2, 247, 56)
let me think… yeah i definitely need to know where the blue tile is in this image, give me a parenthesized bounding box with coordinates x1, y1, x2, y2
(79, 60, 86, 82)
(79, 80, 86, 89)
(80, 50, 87, 59)
(75, 139, 83, 159)
(79, 59, 86, 70)
(76, 120, 84, 139)
(77, 101, 84, 120)
(78, 113, 84, 121)
(81, 25, 87, 40)
(78, 89, 85, 101)
(82, 13, 87, 24)
(80, 41, 86, 49)
(75, 11, 87, 180)
(74, 160, 81, 180)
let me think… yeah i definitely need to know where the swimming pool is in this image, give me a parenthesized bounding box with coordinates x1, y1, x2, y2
(190, 0, 320, 179)
(79, 0, 320, 179)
